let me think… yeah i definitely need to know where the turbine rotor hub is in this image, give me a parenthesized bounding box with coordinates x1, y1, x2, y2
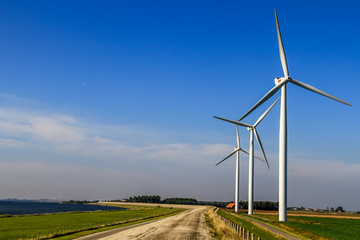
(274, 76, 291, 86)
(274, 77, 285, 85)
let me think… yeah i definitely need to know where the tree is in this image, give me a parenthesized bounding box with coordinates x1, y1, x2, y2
(336, 206, 344, 212)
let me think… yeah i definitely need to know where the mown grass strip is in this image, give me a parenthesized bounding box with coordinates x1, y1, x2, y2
(0, 205, 183, 240)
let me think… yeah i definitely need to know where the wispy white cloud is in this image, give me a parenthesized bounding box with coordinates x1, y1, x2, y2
(0, 107, 231, 164)
(29, 116, 84, 143)
(0, 108, 85, 152)
(0, 137, 28, 148)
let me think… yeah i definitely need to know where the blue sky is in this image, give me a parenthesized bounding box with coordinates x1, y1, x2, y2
(0, 1, 359, 210)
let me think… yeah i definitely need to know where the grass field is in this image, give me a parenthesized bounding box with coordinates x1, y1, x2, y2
(0, 204, 183, 240)
(246, 213, 360, 240)
(224, 209, 360, 240)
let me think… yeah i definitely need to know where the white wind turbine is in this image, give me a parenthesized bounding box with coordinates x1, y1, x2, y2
(239, 9, 352, 221)
(215, 119, 266, 212)
(214, 97, 280, 215)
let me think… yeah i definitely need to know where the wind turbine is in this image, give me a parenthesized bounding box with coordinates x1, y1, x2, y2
(239, 10, 352, 221)
(214, 97, 279, 215)
(215, 119, 266, 212)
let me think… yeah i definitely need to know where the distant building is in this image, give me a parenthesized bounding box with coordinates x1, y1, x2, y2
(226, 203, 235, 209)
(121, 199, 129, 202)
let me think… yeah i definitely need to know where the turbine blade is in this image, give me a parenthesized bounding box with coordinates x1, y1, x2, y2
(239, 148, 249, 155)
(236, 118, 240, 148)
(289, 78, 352, 106)
(213, 116, 253, 128)
(239, 81, 285, 121)
(239, 148, 266, 163)
(253, 128, 270, 169)
(275, 9, 289, 77)
(215, 148, 239, 166)
(254, 154, 266, 163)
(254, 97, 280, 127)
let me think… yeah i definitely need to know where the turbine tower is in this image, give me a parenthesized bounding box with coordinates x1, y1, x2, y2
(214, 97, 279, 215)
(239, 10, 352, 221)
(215, 120, 265, 212)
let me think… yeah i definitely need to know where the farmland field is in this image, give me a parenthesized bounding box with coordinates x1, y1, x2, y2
(0, 204, 183, 240)
(223, 209, 360, 240)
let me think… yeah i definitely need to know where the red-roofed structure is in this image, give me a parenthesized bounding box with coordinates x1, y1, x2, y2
(226, 203, 235, 209)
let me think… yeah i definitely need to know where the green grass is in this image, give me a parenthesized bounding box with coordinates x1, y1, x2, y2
(244, 213, 360, 240)
(217, 209, 285, 240)
(0, 204, 183, 240)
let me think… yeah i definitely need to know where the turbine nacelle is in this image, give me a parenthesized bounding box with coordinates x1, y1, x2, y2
(274, 77, 290, 86)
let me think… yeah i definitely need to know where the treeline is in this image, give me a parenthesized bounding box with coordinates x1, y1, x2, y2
(128, 195, 198, 205)
(239, 201, 278, 210)
(163, 198, 198, 205)
(129, 195, 161, 203)
(127, 196, 278, 210)
(128, 196, 228, 207)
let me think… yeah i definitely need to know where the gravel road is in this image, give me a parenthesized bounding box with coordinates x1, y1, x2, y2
(77, 205, 212, 240)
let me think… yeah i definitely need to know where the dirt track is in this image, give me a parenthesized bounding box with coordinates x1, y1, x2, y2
(78, 205, 211, 240)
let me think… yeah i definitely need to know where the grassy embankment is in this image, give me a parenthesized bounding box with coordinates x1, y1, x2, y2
(216, 209, 285, 240)
(204, 207, 241, 240)
(0, 204, 184, 240)
(220, 209, 360, 240)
